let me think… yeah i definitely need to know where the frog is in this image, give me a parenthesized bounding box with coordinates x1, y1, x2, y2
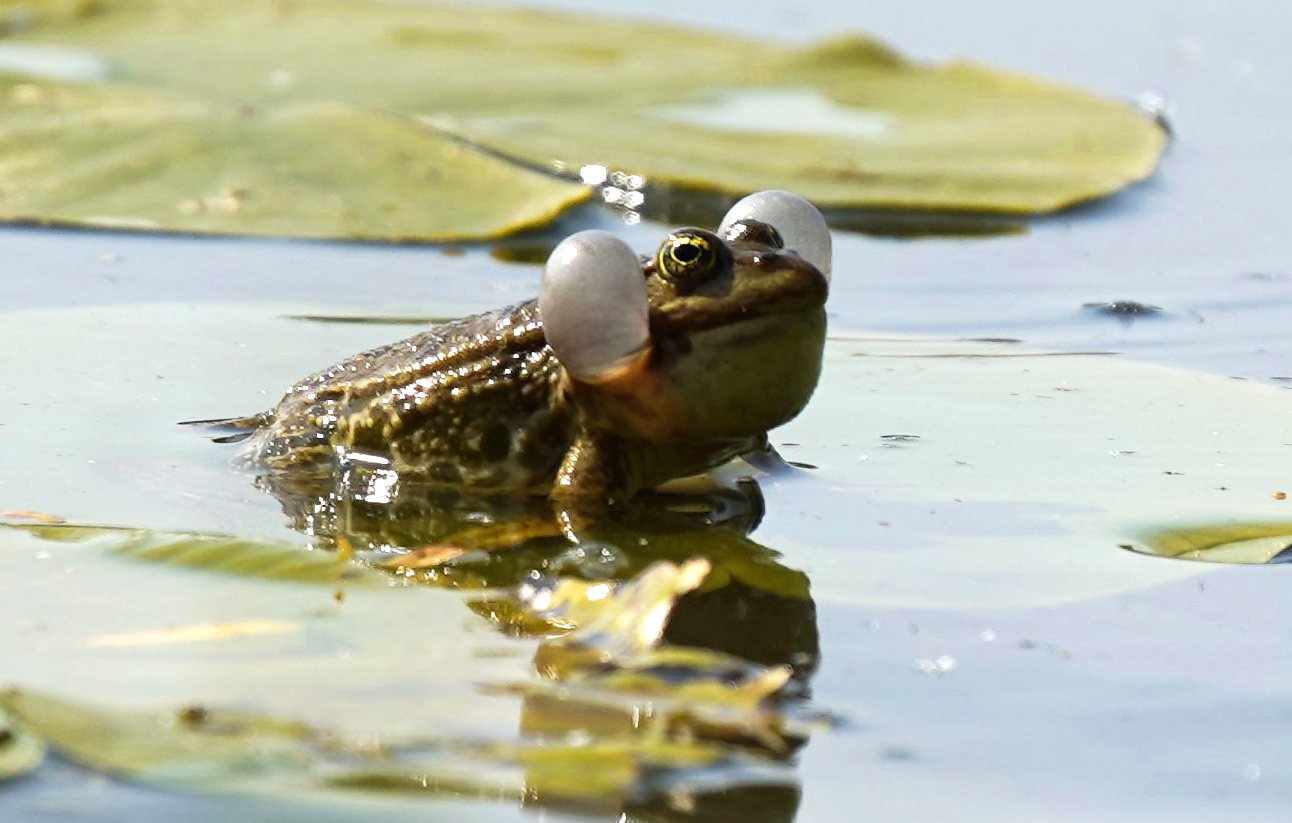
(195, 190, 831, 527)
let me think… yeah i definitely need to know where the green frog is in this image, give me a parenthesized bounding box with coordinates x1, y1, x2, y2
(200, 190, 831, 519)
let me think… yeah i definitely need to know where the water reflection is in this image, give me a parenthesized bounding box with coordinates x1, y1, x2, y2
(249, 459, 821, 821)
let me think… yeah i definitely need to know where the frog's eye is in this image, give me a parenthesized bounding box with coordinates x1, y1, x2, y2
(718, 190, 832, 280)
(655, 230, 725, 284)
(540, 230, 649, 382)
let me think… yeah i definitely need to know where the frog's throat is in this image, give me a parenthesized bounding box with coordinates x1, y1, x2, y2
(567, 344, 653, 388)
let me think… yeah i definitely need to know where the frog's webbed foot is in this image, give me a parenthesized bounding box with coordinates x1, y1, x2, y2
(637, 475, 766, 535)
(738, 436, 795, 476)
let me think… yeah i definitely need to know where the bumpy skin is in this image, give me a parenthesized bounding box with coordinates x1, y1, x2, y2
(242, 301, 573, 490)
(230, 228, 829, 504)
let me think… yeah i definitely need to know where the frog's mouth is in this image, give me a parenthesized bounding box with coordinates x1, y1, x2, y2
(581, 307, 828, 443)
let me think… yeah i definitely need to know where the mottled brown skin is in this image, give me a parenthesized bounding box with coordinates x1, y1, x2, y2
(231, 225, 828, 509)
(240, 301, 572, 490)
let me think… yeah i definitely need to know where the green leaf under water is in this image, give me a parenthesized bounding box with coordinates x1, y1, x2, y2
(5, 522, 380, 584)
(0, 707, 45, 782)
(0, 0, 1166, 241)
(0, 686, 778, 813)
(489, 560, 803, 752)
(0, 689, 319, 785)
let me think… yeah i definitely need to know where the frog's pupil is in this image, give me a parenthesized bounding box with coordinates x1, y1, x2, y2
(674, 243, 702, 263)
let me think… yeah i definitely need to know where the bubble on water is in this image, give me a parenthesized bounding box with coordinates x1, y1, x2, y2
(912, 655, 957, 677)
(550, 542, 627, 577)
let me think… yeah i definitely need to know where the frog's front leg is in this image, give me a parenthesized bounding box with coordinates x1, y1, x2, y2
(550, 432, 624, 540)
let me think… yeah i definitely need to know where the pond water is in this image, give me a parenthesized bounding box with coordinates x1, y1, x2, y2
(3, 1, 1292, 821)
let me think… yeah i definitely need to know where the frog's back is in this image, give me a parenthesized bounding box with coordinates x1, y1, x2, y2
(242, 301, 575, 490)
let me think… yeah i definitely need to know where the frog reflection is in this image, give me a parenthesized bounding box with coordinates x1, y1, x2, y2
(247, 458, 819, 822)
(254, 457, 819, 683)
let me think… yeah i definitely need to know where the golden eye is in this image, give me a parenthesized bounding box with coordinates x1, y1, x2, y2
(656, 230, 723, 283)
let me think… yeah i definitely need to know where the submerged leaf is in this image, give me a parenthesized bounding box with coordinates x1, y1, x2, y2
(327, 737, 733, 810)
(0, 707, 45, 782)
(486, 560, 803, 752)
(0, 689, 318, 784)
(86, 619, 301, 647)
(0, 0, 1165, 241)
(529, 559, 713, 678)
(4, 523, 379, 584)
(0, 509, 65, 523)
(471, 576, 626, 637)
(2, 688, 793, 813)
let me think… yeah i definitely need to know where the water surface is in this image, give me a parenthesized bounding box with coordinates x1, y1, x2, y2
(4, 0, 1292, 820)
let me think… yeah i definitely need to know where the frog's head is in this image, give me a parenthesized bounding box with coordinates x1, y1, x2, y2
(540, 190, 830, 443)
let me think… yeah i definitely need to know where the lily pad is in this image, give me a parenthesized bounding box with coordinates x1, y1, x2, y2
(0, 73, 589, 240)
(1127, 522, 1292, 564)
(761, 334, 1292, 608)
(447, 53, 1166, 214)
(0, 0, 1165, 241)
(0, 562, 801, 805)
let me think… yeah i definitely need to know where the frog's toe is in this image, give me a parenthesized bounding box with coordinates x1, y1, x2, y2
(177, 413, 271, 442)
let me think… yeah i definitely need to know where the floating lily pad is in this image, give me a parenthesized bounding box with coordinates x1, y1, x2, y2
(762, 334, 1292, 608)
(1127, 522, 1292, 564)
(0, 0, 1166, 240)
(0, 558, 799, 805)
(448, 55, 1166, 214)
(0, 73, 589, 240)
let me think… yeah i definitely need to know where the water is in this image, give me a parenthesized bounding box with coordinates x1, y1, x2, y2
(4, 0, 1292, 821)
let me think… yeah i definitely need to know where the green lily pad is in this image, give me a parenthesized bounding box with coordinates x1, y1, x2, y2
(447, 49, 1166, 214)
(1127, 522, 1292, 564)
(0, 0, 1165, 241)
(0, 73, 589, 241)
